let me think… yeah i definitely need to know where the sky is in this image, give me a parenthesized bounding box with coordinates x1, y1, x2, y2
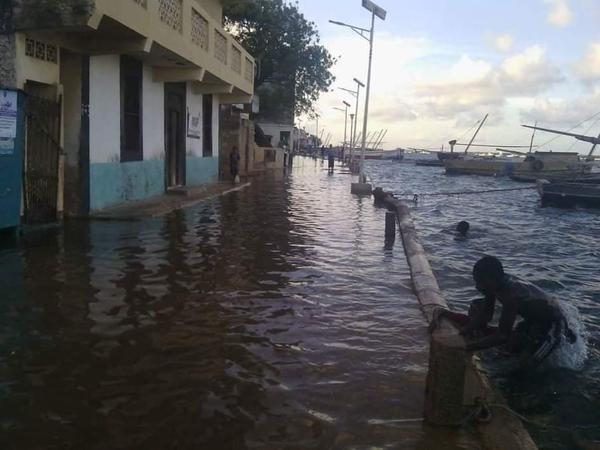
(295, 0, 600, 153)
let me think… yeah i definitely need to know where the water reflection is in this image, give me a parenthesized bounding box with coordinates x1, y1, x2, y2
(0, 159, 479, 449)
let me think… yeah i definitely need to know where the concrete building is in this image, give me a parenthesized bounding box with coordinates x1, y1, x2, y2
(0, 0, 254, 221)
(257, 122, 294, 150)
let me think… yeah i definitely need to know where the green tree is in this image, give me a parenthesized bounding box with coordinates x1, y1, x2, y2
(223, 0, 336, 119)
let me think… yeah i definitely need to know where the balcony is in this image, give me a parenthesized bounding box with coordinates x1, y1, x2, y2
(19, 0, 254, 100)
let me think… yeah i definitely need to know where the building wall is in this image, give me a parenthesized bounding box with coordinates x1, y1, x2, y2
(88, 56, 219, 211)
(143, 64, 165, 161)
(89, 55, 165, 211)
(257, 122, 294, 149)
(0, 34, 17, 88)
(89, 55, 120, 164)
(185, 83, 219, 185)
(15, 33, 60, 89)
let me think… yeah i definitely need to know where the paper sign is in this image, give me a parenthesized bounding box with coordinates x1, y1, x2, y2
(0, 90, 17, 139)
(187, 113, 201, 139)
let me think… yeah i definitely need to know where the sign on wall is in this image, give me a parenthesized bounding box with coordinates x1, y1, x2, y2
(187, 112, 201, 139)
(0, 90, 18, 139)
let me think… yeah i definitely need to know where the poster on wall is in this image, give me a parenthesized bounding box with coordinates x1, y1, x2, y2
(187, 112, 201, 139)
(0, 90, 18, 139)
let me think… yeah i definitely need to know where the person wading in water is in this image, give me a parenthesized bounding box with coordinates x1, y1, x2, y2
(230, 146, 240, 184)
(431, 256, 576, 369)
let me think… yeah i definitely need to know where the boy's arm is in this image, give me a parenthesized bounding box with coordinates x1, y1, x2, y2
(466, 298, 518, 351)
(460, 294, 495, 335)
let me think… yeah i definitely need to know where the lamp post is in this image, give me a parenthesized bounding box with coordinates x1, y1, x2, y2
(349, 113, 355, 162)
(334, 100, 351, 163)
(339, 78, 364, 167)
(330, 1, 387, 184)
(315, 113, 320, 149)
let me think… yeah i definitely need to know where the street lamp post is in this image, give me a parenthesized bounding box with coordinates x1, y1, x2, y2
(349, 113, 355, 162)
(339, 79, 363, 166)
(335, 101, 351, 162)
(330, 1, 387, 185)
(352, 79, 363, 165)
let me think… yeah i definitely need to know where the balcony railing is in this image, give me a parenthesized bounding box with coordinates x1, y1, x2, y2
(119, 0, 254, 92)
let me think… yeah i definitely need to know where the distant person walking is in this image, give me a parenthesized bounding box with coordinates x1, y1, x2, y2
(328, 148, 335, 173)
(320, 145, 325, 161)
(230, 146, 240, 184)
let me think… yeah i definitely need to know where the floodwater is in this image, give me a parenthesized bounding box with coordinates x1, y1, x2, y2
(0, 158, 480, 449)
(371, 160, 600, 450)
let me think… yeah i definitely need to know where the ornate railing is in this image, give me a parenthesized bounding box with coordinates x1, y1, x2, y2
(159, 0, 183, 33)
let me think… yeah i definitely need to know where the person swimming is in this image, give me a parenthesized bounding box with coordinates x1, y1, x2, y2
(456, 221, 470, 237)
(431, 256, 576, 368)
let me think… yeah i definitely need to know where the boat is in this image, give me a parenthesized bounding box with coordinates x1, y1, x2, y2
(537, 179, 600, 208)
(362, 148, 404, 160)
(446, 151, 591, 178)
(444, 116, 592, 177)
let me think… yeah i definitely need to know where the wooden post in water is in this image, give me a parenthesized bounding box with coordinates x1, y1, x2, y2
(385, 212, 396, 240)
(424, 329, 467, 426)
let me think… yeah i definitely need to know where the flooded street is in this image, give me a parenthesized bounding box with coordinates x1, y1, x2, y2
(371, 160, 600, 450)
(0, 159, 479, 449)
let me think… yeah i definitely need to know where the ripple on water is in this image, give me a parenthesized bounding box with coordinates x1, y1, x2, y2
(369, 159, 600, 448)
(0, 160, 484, 449)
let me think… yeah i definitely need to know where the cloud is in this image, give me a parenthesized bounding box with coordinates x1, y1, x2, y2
(544, 0, 573, 28)
(411, 46, 563, 120)
(489, 34, 515, 53)
(577, 42, 600, 83)
(520, 92, 600, 126)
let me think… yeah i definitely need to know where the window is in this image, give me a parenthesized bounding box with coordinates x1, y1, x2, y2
(120, 56, 143, 162)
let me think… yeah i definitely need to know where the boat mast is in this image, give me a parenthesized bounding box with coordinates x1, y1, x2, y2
(374, 129, 388, 151)
(588, 132, 600, 157)
(464, 114, 489, 154)
(529, 121, 537, 154)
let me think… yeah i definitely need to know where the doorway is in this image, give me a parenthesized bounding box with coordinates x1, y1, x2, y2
(23, 93, 61, 224)
(164, 82, 186, 188)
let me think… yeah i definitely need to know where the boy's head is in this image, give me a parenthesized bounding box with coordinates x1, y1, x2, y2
(473, 256, 504, 294)
(456, 221, 470, 236)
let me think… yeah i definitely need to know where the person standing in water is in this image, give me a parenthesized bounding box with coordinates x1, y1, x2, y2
(328, 147, 335, 173)
(229, 146, 240, 184)
(431, 256, 576, 368)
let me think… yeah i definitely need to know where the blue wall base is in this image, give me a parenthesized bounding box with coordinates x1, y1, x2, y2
(186, 156, 218, 186)
(90, 160, 165, 211)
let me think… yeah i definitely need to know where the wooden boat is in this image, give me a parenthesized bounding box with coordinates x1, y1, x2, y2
(445, 151, 591, 178)
(537, 179, 600, 208)
(362, 149, 404, 160)
(416, 159, 444, 167)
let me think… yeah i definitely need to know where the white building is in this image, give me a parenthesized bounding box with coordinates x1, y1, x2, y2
(0, 0, 254, 220)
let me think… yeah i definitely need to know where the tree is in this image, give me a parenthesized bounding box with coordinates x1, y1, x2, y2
(223, 0, 336, 119)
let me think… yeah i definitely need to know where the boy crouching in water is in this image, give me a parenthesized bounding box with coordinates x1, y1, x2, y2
(432, 256, 576, 368)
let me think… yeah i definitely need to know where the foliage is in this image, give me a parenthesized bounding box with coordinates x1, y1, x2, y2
(224, 0, 336, 118)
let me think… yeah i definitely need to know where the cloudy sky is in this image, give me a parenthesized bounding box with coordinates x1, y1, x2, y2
(297, 0, 600, 153)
